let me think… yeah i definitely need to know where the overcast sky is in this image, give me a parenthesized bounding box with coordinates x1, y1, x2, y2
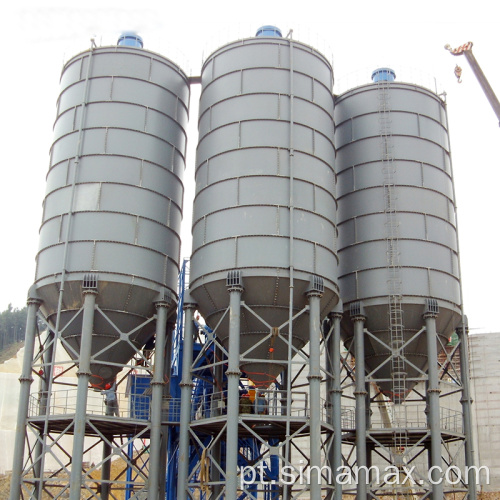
(2, 1, 499, 334)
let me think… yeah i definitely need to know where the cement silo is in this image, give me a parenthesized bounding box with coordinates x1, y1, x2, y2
(333, 70, 471, 500)
(335, 69, 462, 398)
(35, 38, 189, 386)
(189, 30, 339, 387)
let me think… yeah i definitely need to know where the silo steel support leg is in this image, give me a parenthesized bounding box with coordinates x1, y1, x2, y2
(159, 321, 175, 498)
(307, 290, 323, 499)
(69, 289, 97, 500)
(353, 315, 368, 500)
(148, 300, 169, 500)
(424, 313, 443, 500)
(325, 317, 335, 498)
(33, 328, 55, 498)
(331, 311, 343, 500)
(9, 292, 42, 500)
(176, 301, 196, 500)
(212, 342, 224, 499)
(226, 283, 243, 500)
(101, 407, 114, 500)
(458, 323, 477, 500)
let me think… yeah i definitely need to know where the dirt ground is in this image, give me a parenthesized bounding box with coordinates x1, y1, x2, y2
(0, 458, 130, 499)
(2, 473, 498, 499)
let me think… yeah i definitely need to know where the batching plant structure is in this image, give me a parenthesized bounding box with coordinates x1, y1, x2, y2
(332, 69, 476, 499)
(177, 27, 339, 499)
(9, 25, 479, 500)
(10, 34, 190, 500)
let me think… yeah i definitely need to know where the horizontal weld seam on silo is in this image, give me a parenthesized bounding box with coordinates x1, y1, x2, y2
(59, 74, 190, 112)
(189, 203, 338, 225)
(35, 239, 179, 258)
(85, 46, 191, 80)
(198, 93, 335, 121)
(197, 124, 336, 153)
(33, 276, 179, 296)
(335, 107, 447, 125)
(335, 161, 454, 182)
(194, 148, 335, 177)
(196, 116, 334, 140)
(335, 133, 450, 153)
(35, 267, 179, 290)
(336, 185, 455, 202)
(55, 100, 188, 133)
(40, 214, 181, 242)
(188, 235, 337, 253)
(50, 126, 187, 160)
(195, 144, 334, 168)
(47, 155, 185, 183)
(203, 38, 332, 68)
(200, 66, 333, 96)
(338, 266, 460, 279)
(192, 205, 337, 227)
(336, 216, 456, 232)
(337, 237, 459, 251)
(335, 82, 441, 100)
(43, 183, 184, 211)
(191, 274, 339, 296)
(193, 175, 335, 198)
(336, 161, 449, 178)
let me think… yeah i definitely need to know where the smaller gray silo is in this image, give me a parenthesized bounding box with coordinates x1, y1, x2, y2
(190, 30, 339, 387)
(35, 37, 189, 386)
(335, 69, 462, 398)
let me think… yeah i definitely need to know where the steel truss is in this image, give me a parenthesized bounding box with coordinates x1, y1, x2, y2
(328, 300, 477, 499)
(177, 272, 335, 500)
(9, 282, 178, 500)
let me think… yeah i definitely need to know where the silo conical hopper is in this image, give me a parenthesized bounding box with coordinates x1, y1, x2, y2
(35, 37, 189, 387)
(335, 70, 462, 399)
(190, 30, 339, 387)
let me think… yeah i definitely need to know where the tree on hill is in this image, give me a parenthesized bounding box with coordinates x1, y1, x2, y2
(0, 304, 27, 352)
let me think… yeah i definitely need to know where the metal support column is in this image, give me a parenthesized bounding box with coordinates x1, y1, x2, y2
(352, 307, 367, 500)
(176, 295, 196, 500)
(159, 320, 175, 498)
(331, 307, 343, 500)
(226, 271, 244, 500)
(69, 284, 98, 500)
(101, 404, 114, 500)
(212, 341, 224, 499)
(307, 279, 323, 498)
(148, 294, 170, 500)
(458, 320, 477, 500)
(33, 327, 56, 498)
(9, 288, 42, 500)
(424, 300, 443, 499)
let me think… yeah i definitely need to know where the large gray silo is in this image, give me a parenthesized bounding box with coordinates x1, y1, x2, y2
(190, 35, 339, 387)
(35, 42, 189, 386)
(335, 72, 462, 398)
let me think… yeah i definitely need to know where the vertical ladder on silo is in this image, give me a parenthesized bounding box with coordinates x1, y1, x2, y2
(377, 78, 410, 498)
(378, 79, 407, 402)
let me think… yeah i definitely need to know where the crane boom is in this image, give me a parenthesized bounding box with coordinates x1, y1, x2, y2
(445, 42, 500, 126)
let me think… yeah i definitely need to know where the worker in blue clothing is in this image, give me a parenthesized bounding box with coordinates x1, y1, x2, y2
(101, 381, 119, 416)
(255, 392, 268, 415)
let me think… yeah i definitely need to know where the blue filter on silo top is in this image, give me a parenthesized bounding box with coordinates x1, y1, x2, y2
(371, 67, 396, 82)
(117, 31, 144, 48)
(255, 25, 282, 37)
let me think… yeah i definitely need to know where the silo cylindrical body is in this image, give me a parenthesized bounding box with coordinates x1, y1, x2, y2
(190, 35, 339, 387)
(35, 44, 189, 386)
(335, 80, 462, 396)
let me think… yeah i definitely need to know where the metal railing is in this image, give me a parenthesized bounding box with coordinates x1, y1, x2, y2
(28, 389, 182, 422)
(191, 389, 336, 424)
(340, 403, 463, 433)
